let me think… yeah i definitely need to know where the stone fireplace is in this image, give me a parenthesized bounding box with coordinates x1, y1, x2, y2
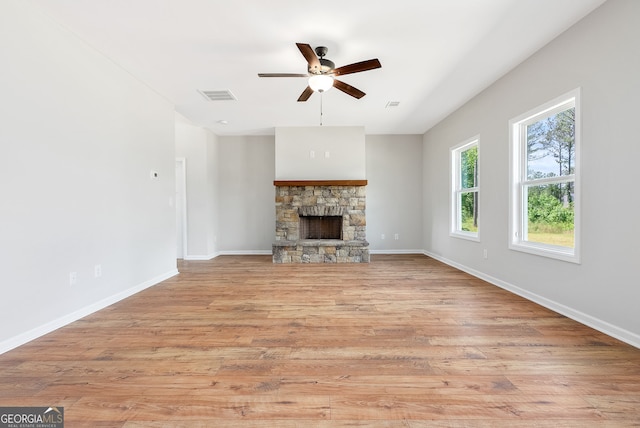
(272, 180, 370, 263)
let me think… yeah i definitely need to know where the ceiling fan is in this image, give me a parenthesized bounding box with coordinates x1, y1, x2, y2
(258, 43, 381, 102)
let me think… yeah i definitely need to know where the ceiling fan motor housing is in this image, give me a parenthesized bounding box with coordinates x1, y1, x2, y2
(309, 46, 335, 74)
(314, 46, 328, 57)
(314, 58, 335, 74)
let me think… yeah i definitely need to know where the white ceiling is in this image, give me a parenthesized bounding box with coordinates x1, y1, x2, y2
(30, 0, 606, 136)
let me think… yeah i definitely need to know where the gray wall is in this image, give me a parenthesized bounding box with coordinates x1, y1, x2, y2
(177, 134, 424, 257)
(423, 0, 640, 345)
(366, 135, 423, 252)
(217, 136, 276, 253)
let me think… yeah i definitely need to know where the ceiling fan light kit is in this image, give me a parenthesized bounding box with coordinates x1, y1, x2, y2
(259, 42, 381, 102)
(308, 74, 334, 92)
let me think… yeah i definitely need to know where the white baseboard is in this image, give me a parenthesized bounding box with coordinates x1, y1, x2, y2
(184, 250, 272, 260)
(184, 252, 220, 260)
(219, 250, 272, 256)
(0, 269, 179, 355)
(370, 249, 425, 254)
(423, 250, 640, 349)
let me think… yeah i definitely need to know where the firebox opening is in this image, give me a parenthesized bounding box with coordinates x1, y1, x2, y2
(299, 216, 342, 240)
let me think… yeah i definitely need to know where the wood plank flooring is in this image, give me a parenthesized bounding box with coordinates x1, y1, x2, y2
(2, 254, 640, 426)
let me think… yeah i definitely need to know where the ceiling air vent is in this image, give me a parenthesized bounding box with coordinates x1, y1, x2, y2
(198, 89, 237, 101)
(386, 101, 400, 108)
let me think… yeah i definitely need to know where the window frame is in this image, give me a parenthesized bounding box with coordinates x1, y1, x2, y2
(450, 136, 480, 242)
(509, 88, 581, 263)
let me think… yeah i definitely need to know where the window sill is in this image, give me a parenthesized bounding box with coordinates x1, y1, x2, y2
(450, 231, 480, 242)
(509, 241, 580, 264)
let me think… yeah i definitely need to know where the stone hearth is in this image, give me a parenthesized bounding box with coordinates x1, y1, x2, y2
(272, 181, 369, 263)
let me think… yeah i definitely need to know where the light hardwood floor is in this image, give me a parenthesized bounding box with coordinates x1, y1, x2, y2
(2, 254, 640, 427)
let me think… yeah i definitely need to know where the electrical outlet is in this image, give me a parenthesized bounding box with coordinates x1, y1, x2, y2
(381, 234, 385, 240)
(483, 249, 488, 259)
(394, 233, 399, 240)
(70, 272, 77, 286)
(94, 264, 102, 278)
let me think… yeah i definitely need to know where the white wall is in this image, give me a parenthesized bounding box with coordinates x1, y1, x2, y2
(366, 135, 423, 252)
(423, 0, 640, 346)
(275, 126, 366, 180)
(175, 114, 219, 259)
(0, 1, 177, 352)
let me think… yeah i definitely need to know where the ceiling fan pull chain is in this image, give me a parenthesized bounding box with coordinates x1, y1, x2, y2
(320, 93, 323, 126)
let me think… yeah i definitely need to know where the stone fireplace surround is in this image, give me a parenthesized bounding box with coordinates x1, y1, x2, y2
(272, 180, 370, 263)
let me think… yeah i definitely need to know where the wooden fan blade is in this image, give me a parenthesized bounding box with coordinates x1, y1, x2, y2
(332, 58, 381, 76)
(297, 86, 314, 102)
(258, 73, 308, 77)
(296, 43, 321, 73)
(333, 79, 366, 99)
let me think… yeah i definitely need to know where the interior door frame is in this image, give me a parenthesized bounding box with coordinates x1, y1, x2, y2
(175, 158, 188, 259)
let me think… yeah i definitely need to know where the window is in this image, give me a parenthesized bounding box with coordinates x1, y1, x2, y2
(509, 88, 580, 263)
(451, 137, 479, 241)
